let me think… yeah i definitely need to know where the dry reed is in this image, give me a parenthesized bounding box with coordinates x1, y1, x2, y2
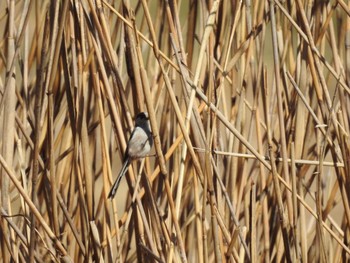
(0, 0, 350, 262)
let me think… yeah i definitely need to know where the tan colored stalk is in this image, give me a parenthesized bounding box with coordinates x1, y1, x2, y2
(269, 0, 293, 226)
(1, 0, 17, 261)
(267, 142, 292, 262)
(290, 143, 300, 261)
(250, 182, 256, 262)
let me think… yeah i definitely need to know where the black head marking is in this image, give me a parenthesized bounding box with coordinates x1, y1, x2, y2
(136, 112, 148, 120)
(135, 112, 149, 126)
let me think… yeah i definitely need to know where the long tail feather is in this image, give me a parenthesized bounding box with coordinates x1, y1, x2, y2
(108, 158, 130, 199)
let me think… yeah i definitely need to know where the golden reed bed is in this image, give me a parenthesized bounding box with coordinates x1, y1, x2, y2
(0, 0, 349, 262)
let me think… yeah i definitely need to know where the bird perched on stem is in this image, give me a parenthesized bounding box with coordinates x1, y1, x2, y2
(108, 112, 153, 199)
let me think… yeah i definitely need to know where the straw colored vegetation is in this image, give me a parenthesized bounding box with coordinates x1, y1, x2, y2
(0, 0, 350, 262)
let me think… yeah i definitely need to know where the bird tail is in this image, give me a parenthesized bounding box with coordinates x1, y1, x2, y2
(108, 158, 130, 199)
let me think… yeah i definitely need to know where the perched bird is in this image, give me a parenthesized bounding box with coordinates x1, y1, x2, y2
(108, 112, 153, 198)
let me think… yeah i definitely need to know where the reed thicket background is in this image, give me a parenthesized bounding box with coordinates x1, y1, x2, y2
(0, 0, 349, 262)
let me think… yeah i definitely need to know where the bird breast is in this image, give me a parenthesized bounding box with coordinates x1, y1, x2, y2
(127, 126, 152, 159)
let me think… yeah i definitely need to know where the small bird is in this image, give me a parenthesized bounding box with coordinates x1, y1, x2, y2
(108, 112, 153, 198)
